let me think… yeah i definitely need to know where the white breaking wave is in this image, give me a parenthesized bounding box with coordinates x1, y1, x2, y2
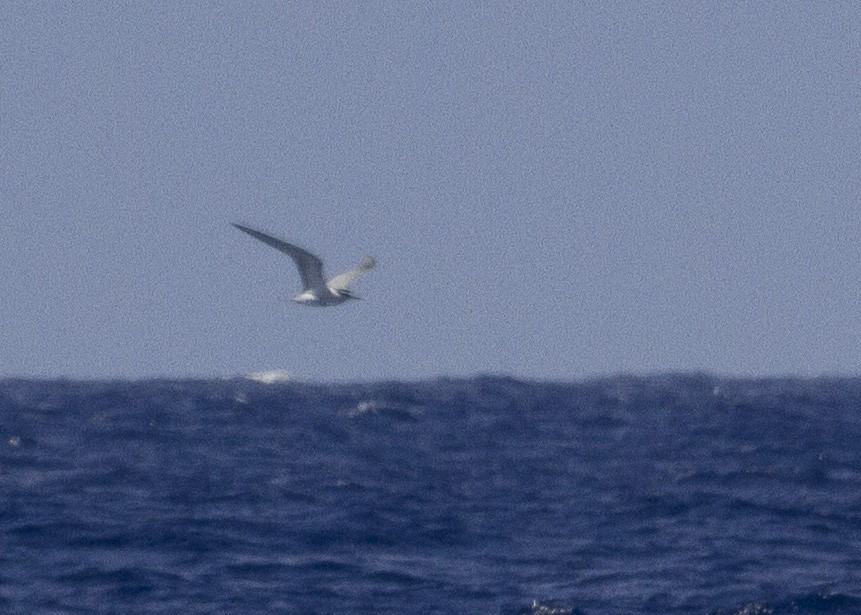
(244, 369, 295, 384)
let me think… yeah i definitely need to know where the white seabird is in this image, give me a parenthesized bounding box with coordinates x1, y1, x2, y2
(232, 223, 376, 307)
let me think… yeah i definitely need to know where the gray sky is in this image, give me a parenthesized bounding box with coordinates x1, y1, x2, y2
(2, 2, 860, 381)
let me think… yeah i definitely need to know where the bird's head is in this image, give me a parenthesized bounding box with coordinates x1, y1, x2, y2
(335, 288, 362, 300)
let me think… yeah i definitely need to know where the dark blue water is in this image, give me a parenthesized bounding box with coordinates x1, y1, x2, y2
(0, 374, 858, 614)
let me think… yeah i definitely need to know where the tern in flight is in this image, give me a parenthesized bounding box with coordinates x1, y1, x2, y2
(233, 223, 376, 307)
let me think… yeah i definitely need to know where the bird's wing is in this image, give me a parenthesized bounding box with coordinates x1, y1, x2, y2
(327, 256, 376, 290)
(232, 224, 327, 291)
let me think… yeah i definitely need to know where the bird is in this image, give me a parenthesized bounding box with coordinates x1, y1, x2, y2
(232, 223, 376, 307)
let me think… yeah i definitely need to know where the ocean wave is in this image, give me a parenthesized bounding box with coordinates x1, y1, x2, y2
(0, 374, 858, 613)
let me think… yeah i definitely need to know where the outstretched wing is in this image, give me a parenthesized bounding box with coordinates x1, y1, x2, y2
(327, 256, 376, 290)
(232, 224, 326, 292)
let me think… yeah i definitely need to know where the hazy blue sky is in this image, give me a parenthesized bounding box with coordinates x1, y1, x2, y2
(3, 2, 860, 381)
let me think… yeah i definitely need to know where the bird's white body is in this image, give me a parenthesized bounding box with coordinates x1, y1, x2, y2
(291, 287, 354, 307)
(233, 224, 375, 307)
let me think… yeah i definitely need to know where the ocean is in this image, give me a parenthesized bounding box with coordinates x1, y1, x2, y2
(0, 374, 858, 614)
